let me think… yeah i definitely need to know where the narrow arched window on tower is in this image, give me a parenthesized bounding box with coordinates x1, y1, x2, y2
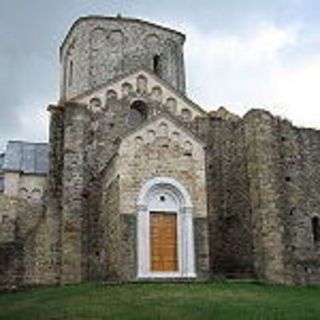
(153, 55, 161, 76)
(312, 216, 319, 243)
(68, 60, 74, 87)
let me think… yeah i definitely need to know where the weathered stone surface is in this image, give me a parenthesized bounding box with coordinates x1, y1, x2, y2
(61, 16, 186, 100)
(0, 195, 45, 290)
(1, 16, 320, 288)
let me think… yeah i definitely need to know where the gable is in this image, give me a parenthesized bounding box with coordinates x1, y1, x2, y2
(119, 115, 205, 159)
(71, 68, 207, 121)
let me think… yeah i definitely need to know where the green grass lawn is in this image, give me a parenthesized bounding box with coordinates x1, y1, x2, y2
(0, 281, 319, 320)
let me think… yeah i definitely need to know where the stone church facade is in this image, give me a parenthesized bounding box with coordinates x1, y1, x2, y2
(0, 16, 320, 289)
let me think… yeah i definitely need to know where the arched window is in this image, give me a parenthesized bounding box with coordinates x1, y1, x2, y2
(127, 100, 148, 129)
(312, 217, 319, 243)
(68, 60, 74, 87)
(153, 55, 161, 76)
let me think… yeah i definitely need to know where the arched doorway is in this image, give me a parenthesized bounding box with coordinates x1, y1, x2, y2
(137, 177, 196, 278)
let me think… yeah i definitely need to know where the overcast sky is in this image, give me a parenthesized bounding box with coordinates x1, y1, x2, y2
(1, 0, 320, 151)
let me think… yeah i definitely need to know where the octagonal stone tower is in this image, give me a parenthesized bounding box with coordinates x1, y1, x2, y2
(60, 15, 186, 101)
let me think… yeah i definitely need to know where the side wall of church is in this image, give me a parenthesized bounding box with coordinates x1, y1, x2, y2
(205, 116, 254, 278)
(243, 110, 320, 284)
(204, 109, 320, 285)
(277, 119, 320, 284)
(244, 110, 288, 283)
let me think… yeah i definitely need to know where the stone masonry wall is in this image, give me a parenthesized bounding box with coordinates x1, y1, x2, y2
(60, 103, 90, 284)
(118, 119, 209, 279)
(44, 105, 65, 284)
(243, 110, 320, 284)
(277, 120, 320, 284)
(101, 172, 121, 280)
(0, 195, 46, 290)
(61, 17, 185, 100)
(205, 115, 254, 278)
(244, 110, 287, 283)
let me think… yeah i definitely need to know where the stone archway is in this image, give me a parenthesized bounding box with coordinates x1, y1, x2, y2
(137, 177, 196, 278)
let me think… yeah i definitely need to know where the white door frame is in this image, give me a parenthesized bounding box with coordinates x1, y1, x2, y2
(137, 177, 196, 278)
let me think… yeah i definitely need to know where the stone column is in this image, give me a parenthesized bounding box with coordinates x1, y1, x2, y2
(60, 102, 89, 284)
(181, 206, 196, 277)
(137, 205, 148, 278)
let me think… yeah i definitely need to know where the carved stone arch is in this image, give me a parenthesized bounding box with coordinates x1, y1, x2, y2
(181, 108, 192, 121)
(166, 97, 177, 114)
(19, 187, 29, 199)
(106, 89, 118, 101)
(184, 140, 194, 156)
(121, 82, 133, 97)
(89, 97, 102, 111)
(144, 34, 161, 51)
(137, 177, 196, 278)
(151, 86, 163, 103)
(158, 122, 169, 137)
(31, 188, 42, 201)
(90, 27, 106, 50)
(171, 131, 181, 143)
(107, 29, 124, 51)
(136, 75, 148, 94)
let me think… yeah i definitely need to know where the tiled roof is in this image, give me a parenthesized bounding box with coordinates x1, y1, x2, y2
(3, 141, 49, 175)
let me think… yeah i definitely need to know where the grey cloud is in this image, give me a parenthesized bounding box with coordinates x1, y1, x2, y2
(0, 0, 319, 152)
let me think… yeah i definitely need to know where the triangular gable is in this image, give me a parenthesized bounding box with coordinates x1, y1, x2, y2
(119, 111, 206, 149)
(71, 67, 207, 119)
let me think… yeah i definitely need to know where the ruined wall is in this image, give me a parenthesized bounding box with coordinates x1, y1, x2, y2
(0, 195, 46, 290)
(243, 111, 287, 283)
(242, 110, 320, 284)
(205, 114, 254, 278)
(205, 108, 320, 285)
(277, 121, 320, 285)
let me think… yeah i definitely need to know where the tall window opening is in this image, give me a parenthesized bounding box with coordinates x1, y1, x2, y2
(153, 55, 161, 76)
(68, 60, 74, 87)
(312, 217, 319, 243)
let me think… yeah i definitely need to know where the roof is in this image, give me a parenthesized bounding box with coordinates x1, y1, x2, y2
(3, 141, 49, 175)
(61, 15, 185, 54)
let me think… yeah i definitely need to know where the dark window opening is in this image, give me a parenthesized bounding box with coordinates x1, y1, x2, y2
(127, 100, 148, 129)
(0, 177, 4, 193)
(68, 60, 74, 87)
(312, 217, 319, 243)
(153, 55, 161, 76)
